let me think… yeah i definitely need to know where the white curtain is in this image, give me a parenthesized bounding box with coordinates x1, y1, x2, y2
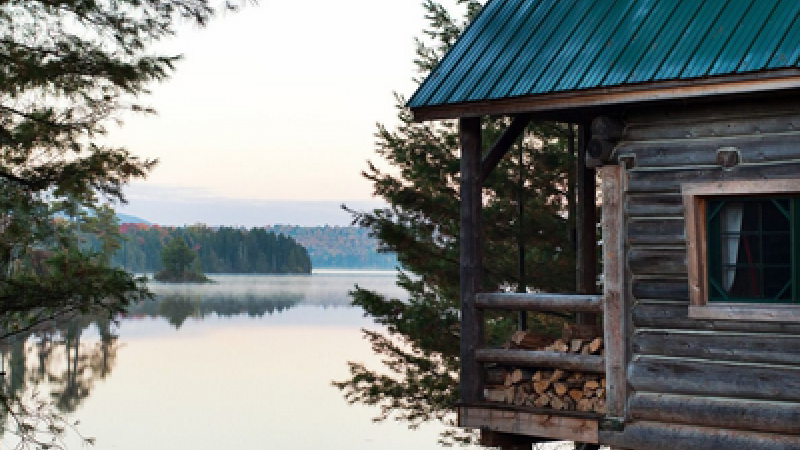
(720, 203, 743, 291)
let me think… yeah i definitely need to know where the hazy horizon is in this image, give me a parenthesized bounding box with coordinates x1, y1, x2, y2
(114, 183, 386, 227)
(100, 0, 429, 221)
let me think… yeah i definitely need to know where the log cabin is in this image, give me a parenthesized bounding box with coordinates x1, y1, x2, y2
(406, 1, 800, 449)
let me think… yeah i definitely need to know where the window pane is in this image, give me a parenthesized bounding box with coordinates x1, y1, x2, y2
(738, 234, 761, 264)
(727, 265, 761, 298)
(764, 267, 792, 300)
(764, 234, 791, 265)
(709, 198, 794, 302)
(718, 203, 746, 295)
(740, 202, 760, 232)
(764, 199, 790, 231)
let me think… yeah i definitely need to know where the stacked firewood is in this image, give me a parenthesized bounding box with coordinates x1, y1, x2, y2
(483, 332, 606, 414)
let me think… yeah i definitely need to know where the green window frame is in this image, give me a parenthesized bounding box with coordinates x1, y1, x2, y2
(706, 196, 799, 304)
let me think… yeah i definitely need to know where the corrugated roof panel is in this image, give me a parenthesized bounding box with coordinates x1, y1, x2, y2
(736, 0, 800, 73)
(601, 0, 679, 86)
(532, 0, 611, 94)
(489, 0, 575, 99)
(680, 0, 755, 78)
(440, 0, 527, 104)
(625, 0, 704, 83)
(510, 0, 596, 96)
(768, 14, 800, 68)
(710, 0, 779, 76)
(407, 0, 508, 108)
(482, 0, 561, 99)
(785, 34, 800, 68)
(554, 0, 638, 91)
(407, 0, 800, 110)
(578, 0, 656, 89)
(426, 0, 518, 106)
(653, 0, 727, 81)
(460, 0, 544, 102)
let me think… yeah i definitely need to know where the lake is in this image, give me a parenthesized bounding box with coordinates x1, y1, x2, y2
(0, 271, 469, 450)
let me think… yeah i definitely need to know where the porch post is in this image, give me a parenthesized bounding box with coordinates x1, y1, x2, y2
(600, 164, 627, 418)
(460, 116, 484, 404)
(576, 123, 598, 324)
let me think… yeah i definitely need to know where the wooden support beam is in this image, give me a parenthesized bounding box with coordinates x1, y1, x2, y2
(480, 114, 531, 182)
(576, 123, 598, 328)
(475, 293, 603, 313)
(475, 348, 605, 373)
(461, 406, 599, 444)
(460, 116, 484, 404)
(600, 165, 627, 419)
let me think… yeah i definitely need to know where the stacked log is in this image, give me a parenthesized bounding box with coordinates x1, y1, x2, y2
(484, 334, 606, 414)
(508, 330, 555, 350)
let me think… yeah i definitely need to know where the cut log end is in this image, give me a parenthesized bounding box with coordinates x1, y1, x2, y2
(483, 367, 607, 414)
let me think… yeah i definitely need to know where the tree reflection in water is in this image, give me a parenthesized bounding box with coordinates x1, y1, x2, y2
(0, 313, 123, 421)
(128, 293, 302, 327)
(0, 291, 303, 422)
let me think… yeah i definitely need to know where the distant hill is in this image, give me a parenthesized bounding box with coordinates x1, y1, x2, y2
(116, 213, 150, 224)
(267, 225, 397, 270)
(109, 215, 396, 270)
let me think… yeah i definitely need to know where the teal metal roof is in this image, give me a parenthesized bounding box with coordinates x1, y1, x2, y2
(408, 0, 800, 110)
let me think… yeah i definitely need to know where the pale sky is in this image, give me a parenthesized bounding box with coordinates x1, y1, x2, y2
(107, 0, 434, 225)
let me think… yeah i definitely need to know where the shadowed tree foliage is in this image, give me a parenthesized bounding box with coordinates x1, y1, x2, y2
(0, 0, 236, 447)
(155, 237, 210, 282)
(113, 225, 312, 275)
(334, 0, 576, 445)
(161, 238, 197, 276)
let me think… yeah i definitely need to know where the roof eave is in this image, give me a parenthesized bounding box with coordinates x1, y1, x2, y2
(410, 69, 800, 122)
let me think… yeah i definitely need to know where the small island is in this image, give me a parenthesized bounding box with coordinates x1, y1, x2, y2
(154, 238, 211, 283)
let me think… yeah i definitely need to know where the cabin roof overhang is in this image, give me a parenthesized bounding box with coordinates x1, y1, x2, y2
(410, 69, 800, 122)
(408, 0, 800, 124)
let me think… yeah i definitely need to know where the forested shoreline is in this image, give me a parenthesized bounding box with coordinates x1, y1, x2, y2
(112, 224, 312, 274)
(111, 222, 398, 271)
(267, 225, 398, 269)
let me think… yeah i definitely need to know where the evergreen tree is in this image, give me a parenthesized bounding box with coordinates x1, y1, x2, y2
(0, 0, 232, 446)
(112, 225, 313, 275)
(161, 238, 196, 276)
(155, 238, 209, 282)
(334, 0, 576, 444)
(0, 0, 232, 333)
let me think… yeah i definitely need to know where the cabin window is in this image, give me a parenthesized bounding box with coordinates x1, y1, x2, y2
(706, 197, 797, 303)
(683, 180, 800, 322)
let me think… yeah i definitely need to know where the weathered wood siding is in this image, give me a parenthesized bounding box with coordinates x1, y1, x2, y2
(606, 100, 800, 449)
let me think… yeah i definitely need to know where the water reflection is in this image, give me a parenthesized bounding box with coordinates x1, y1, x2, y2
(0, 313, 120, 424)
(1, 272, 404, 419)
(0, 295, 303, 415)
(128, 294, 302, 328)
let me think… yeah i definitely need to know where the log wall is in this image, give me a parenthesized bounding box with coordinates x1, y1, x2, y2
(605, 98, 800, 449)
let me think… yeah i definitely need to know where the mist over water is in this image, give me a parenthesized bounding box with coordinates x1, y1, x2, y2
(1, 271, 465, 450)
(146, 270, 399, 306)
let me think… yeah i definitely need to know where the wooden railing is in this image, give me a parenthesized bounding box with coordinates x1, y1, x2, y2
(475, 348, 605, 373)
(475, 292, 603, 313)
(473, 292, 605, 376)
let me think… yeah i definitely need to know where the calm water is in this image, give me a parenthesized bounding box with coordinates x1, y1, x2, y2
(0, 271, 462, 450)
